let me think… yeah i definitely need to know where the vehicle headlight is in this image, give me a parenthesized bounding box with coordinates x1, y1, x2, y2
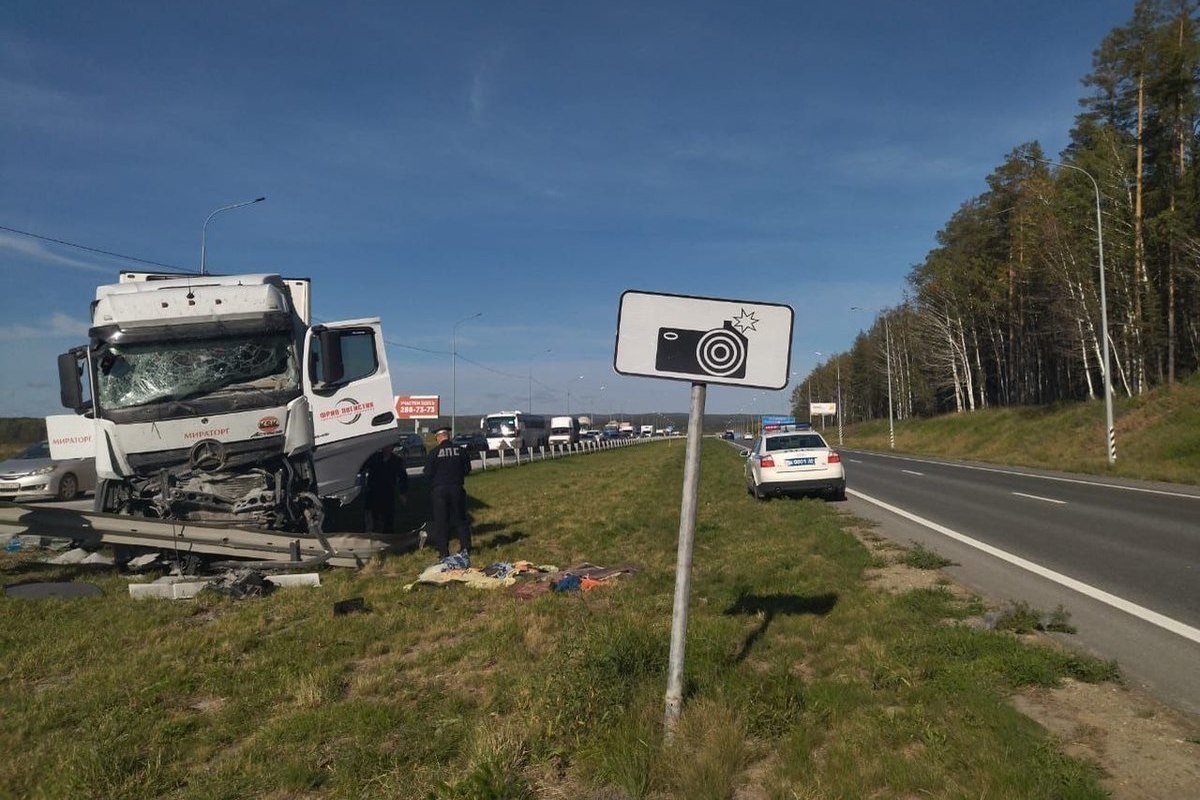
(30, 465, 56, 476)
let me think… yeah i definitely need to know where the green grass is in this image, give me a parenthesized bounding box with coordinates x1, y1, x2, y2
(1, 441, 1115, 798)
(900, 543, 955, 570)
(842, 372, 1200, 485)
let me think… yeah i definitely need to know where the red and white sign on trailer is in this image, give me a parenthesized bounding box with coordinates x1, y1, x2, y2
(393, 395, 440, 419)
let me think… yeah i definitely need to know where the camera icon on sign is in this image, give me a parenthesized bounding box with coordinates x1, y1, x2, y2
(655, 320, 748, 379)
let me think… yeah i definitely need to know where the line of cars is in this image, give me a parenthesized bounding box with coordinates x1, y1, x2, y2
(3, 424, 843, 506)
(448, 428, 604, 454)
(402, 426, 583, 460)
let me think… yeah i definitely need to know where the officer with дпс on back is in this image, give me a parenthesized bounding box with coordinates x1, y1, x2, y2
(423, 426, 473, 561)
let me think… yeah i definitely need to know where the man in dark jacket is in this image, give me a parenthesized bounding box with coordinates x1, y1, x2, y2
(363, 443, 408, 534)
(423, 425, 472, 559)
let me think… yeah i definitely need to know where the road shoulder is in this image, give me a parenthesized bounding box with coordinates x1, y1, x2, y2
(841, 509, 1200, 800)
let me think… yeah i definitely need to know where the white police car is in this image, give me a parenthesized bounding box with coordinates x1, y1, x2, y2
(743, 429, 845, 501)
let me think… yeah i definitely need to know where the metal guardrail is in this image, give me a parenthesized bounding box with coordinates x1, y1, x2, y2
(0, 502, 397, 568)
(472, 433, 656, 469)
(0, 437, 669, 569)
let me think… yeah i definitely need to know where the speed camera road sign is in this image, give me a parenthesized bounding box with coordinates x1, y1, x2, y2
(614, 290, 794, 389)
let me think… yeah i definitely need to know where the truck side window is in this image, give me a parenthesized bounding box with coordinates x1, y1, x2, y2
(309, 328, 378, 386)
(333, 329, 378, 383)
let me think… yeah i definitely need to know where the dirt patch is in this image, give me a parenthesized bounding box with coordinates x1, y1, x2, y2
(1013, 680, 1200, 800)
(846, 522, 1200, 799)
(853, 524, 969, 598)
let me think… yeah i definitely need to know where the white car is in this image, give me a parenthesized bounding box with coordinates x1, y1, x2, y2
(0, 440, 96, 502)
(743, 430, 845, 501)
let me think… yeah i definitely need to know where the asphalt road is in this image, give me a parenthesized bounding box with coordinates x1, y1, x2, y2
(839, 449, 1200, 717)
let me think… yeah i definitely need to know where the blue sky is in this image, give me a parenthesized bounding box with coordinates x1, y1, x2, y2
(1, 1, 1134, 420)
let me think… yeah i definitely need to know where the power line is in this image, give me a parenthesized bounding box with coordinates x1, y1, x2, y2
(0, 224, 194, 273)
(3, 227, 561, 396)
(386, 337, 450, 356)
(455, 352, 525, 381)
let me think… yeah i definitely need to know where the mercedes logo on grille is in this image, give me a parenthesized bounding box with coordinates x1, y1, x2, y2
(189, 438, 227, 472)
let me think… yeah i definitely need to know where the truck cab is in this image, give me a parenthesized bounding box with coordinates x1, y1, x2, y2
(52, 272, 397, 534)
(548, 415, 579, 447)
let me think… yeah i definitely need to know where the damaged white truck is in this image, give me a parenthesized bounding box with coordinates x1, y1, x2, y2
(16, 271, 402, 567)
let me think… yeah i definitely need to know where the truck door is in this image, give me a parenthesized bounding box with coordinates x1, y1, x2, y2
(303, 319, 396, 448)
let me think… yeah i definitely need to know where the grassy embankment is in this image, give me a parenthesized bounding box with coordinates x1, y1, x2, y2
(2, 439, 1118, 798)
(841, 372, 1200, 486)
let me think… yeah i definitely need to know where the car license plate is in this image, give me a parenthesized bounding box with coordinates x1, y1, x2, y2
(787, 457, 815, 466)
(0, 482, 20, 490)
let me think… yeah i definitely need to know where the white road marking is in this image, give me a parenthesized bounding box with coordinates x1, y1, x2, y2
(846, 450, 1200, 500)
(848, 488, 1200, 645)
(901, 469, 924, 476)
(1011, 491, 1067, 505)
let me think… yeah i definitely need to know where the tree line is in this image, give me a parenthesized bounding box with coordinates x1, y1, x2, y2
(796, 0, 1200, 424)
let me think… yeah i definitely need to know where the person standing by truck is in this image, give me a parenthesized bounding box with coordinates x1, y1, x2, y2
(363, 444, 408, 534)
(423, 426, 473, 561)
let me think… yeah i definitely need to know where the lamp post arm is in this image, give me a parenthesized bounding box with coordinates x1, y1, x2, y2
(200, 196, 266, 275)
(451, 312, 483, 438)
(1034, 158, 1115, 464)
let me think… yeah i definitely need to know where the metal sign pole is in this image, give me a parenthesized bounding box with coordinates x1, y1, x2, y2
(663, 381, 707, 736)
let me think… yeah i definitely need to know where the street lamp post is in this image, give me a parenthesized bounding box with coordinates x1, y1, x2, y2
(567, 375, 584, 416)
(814, 352, 824, 430)
(528, 348, 551, 414)
(200, 196, 265, 275)
(451, 312, 482, 438)
(836, 359, 843, 446)
(850, 307, 895, 450)
(1036, 158, 1116, 465)
(884, 317, 894, 450)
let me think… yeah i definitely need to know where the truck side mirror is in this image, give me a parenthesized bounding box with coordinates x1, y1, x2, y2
(318, 328, 345, 385)
(58, 352, 84, 411)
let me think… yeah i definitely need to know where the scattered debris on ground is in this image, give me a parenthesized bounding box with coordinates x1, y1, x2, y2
(403, 557, 640, 594)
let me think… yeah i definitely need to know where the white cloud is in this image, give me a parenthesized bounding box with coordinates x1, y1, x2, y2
(0, 233, 113, 273)
(469, 62, 490, 124)
(469, 46, 507, 126)
(0, 311, 88, 341)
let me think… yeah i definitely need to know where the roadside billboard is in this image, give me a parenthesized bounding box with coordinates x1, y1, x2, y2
(394, 395, 440, 419)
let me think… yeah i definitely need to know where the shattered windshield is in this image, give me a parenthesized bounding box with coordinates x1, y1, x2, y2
(96, 333, 299, 410)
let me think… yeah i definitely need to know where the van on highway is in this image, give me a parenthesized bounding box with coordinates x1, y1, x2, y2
(549, 416, 579, 447)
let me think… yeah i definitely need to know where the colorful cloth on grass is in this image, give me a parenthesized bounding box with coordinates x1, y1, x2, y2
(405, 558, 638, 594)
(404, 559, 557, 591)
(511, 562, 641, 596)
